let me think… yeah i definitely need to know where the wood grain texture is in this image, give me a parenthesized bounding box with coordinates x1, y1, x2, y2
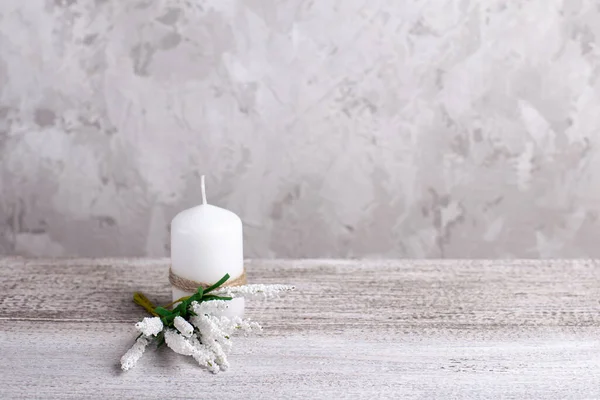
(1, 258, 600, 399)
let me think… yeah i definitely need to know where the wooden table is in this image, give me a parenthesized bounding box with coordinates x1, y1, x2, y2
(1, 258, 599, 399)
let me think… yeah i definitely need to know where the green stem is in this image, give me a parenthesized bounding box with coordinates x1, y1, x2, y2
(162, 296, 191, 309)
(133, 292, 159, 316)
(204, 273, 231, 294)
(133, 273, 233, 318)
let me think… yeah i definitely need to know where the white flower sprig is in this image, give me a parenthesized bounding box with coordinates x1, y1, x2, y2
(120, 335, 152, 371)
(135, 317, 164, 336)
(213, 284, 296, 299)
(120, 274, 294, 373)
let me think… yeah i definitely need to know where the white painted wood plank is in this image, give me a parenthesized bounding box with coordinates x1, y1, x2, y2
(1, 258, 600, 398)
(2, 258, 600, 329)
(1, 321, 599, 399)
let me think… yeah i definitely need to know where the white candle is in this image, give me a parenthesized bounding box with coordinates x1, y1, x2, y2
(170, 176, 244, 316)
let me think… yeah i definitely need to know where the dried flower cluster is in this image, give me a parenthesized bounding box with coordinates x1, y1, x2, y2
(120, 274, 294, 373)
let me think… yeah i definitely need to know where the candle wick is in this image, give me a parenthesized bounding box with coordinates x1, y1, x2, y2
(201, 175, 207, 205)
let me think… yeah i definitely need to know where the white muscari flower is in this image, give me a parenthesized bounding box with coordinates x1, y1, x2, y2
(164, 329, 224, 373)
(189, 335, 221, 373)
(207, 340, 229, 371)
(231, 316, 262, 334)
(120, 335, 151, 371)
(121, 281, 292, 372)
(174, 316, 194, 337)
(164, 329, 196, 356)
(213, 284, 295, 299)
(191, 314, 233, 352)
(190, 300, 229, 315)
(135, 317, 163, 337)
(190, 313, 260, 363)
(191, 314, 227, 336)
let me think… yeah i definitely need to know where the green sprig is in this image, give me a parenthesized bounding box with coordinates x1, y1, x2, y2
(132, 273, 234, 331)
(133, 292, 159, 316)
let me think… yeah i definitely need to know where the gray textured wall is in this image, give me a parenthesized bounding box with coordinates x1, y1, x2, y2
(1, 0, 599, 258)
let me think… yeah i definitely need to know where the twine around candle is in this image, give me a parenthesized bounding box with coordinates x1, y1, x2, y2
(169, 267, 247, 292)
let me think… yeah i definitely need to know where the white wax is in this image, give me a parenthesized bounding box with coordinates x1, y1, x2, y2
(170, 178, 244, 316)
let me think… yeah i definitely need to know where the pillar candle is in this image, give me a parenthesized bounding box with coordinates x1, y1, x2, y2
(170, 176, 244, 316)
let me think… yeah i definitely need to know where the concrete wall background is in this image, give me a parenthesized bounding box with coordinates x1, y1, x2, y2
(1, 0, 600, 258)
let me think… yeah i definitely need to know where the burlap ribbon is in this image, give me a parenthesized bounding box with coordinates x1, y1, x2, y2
(169, 267, 247, 292)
